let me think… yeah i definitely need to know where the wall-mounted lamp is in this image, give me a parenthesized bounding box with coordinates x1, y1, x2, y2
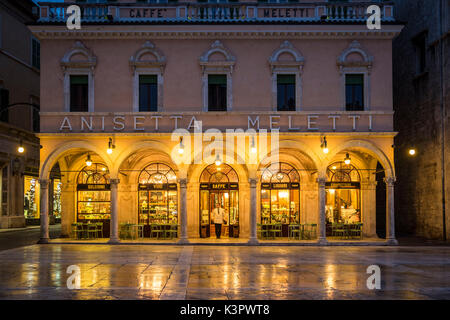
(215, 153, 222, 166)
(408, 148, 417, 156)
(251, 137, 257, 154)
(107, 138, 115, 154)
(18, 140, 24, 154)
(85, 154, 92, 167)
(344, 153, 351, 165)
(321, 136, 329, 154)
(178, 137, 185, 155)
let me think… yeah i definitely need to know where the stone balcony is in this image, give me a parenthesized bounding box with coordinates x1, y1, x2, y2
(36, 1, 395, 24)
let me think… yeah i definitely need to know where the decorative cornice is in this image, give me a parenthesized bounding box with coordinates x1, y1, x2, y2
(31, 29, 402, 41)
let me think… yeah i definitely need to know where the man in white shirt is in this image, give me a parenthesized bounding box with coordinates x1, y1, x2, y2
(211, 203, 226, 239)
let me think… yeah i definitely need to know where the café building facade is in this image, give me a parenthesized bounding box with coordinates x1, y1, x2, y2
(30, 0, 402, 244)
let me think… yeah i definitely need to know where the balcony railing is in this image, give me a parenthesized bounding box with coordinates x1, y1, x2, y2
(37, 2, 395, 24)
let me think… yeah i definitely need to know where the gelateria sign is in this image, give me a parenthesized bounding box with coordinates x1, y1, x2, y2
(40, 113, 393, 134)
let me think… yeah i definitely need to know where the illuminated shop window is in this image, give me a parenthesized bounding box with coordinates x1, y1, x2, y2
(260, 162, 300, 228)
(325, 162, 361, 232)
(138, 163, 178, 226)
(24, 176, 40, 219)
(77, 163, 111, 237)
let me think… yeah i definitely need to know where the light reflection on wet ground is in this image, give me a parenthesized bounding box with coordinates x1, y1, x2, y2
(0, 245, 448, 300)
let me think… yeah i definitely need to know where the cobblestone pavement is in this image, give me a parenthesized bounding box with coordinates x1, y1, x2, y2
(0, 245, 448, 300)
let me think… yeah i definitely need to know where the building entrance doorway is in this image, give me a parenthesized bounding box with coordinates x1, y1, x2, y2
(199, 164, 239, 238)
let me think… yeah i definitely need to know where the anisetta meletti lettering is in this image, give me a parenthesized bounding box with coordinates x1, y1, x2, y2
(57, 114, 374, 132)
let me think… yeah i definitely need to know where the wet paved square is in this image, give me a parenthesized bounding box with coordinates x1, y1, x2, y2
(0, 245, 448, 300)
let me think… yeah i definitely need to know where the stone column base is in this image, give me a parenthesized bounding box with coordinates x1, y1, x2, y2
(247, 238, 259, 245)
(386, 238, 398, 245)
(107, 238, 120, 244)
(317, 237, 328, 245)
(178, 238, 190, 244)
(37, 238, 50, 244)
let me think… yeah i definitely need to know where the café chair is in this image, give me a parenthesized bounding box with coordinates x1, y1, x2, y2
(96, 222, 103, 238)
(150, 224, 163, 239)
(165, 224, 178, 239)
(257, 223, 269, 240)
(87, 223, 98, 239)
(349, 223, 363, 239)
(71, 223, 84, 240)
(269, 224, 282, 239)
(288, 224, 300, 240)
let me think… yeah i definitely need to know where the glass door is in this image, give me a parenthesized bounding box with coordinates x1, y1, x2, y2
(209, 191, 230, 237)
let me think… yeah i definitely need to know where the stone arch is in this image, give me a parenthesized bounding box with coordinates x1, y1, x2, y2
(113, 140, 176, 180)
(129, 41, 166, 72)
(322, 139, 395, 179)
(187, 161, 249, 186)
(269, 40, 305, 68)
(199, 40, 236, 66)
(337, 40, 373, 73)
(40, 140, 113, 181)
(61, 41, 97, 71)
(259, 139, 321, 176)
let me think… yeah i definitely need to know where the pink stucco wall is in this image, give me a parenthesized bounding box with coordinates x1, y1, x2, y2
(40, 37, 393, 113)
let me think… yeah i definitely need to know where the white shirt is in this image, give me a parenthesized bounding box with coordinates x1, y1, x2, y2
(211, 207, 225, 224)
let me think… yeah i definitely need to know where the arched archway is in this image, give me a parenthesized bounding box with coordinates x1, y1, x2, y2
(198, 163, 240, 239)
(137, 163, 179, 237)
(321, 141, 396, 242)
(259, 162, 301, 229)
(38, 140, 113, 243)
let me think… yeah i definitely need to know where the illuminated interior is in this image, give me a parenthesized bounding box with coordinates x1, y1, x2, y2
(260, 162, 300, 228)
(138, 163, 178, 226)
(199, 163, 239, 238)
(325, 161, 361, 234)
(76, 163, 111, 226)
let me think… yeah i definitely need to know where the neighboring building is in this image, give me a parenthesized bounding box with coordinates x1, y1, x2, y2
(0, 0, 42, 228)
(393, 0, 449, 241)
(30, 0, 402, 244)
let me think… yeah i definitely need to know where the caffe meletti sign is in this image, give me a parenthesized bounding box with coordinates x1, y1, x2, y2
(40, 113, 392, 134)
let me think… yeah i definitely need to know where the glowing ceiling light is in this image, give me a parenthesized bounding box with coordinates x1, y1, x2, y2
(344, 153, 351, 165)
(178, 137, 184, 154)
(85, 154, 92, 167)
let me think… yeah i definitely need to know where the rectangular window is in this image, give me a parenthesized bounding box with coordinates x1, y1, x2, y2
(208, 75, 227, 111)
(277, 74, 296, 111)
(70, 75, 89, 112)
(345, 74, 364, 111)
(139, 75, 158, 112)
(413, 32, 427, 74)
(32, 38, 40, 69)
(0, 88, 9, 123)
